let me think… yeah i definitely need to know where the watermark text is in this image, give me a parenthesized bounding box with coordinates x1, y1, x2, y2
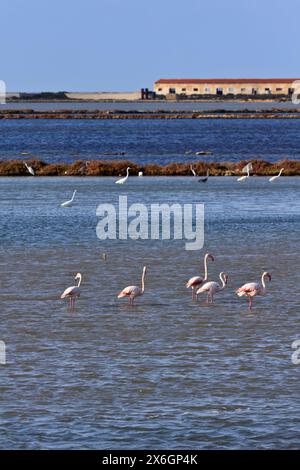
(96, 196, 204, 250)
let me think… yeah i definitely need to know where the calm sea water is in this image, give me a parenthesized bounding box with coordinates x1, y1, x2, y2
(0, 176, 300, 449)
(1, 119, 300, 164)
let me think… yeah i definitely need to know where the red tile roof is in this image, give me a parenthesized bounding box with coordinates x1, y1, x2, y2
(155, 78, 299, 84)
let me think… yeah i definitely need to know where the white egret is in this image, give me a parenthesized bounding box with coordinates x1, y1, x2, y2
(269, 168, 284, 182)
(24, 162, 35, 176)
(61, 190, 77, 207)
(115, 167, 130, 185)
(237, 163, 252, 182)
(190, 165, 197, 177)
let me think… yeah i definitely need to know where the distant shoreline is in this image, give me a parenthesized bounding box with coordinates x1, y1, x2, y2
(1, 159, 299, 177)
(5, 98, 289, 103)
(5, 92, 292, 103)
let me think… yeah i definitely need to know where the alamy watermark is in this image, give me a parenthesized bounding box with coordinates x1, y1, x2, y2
(291, 339, 300, 364)
(96, 196, 204, 250)
(0, 80, 6, 104)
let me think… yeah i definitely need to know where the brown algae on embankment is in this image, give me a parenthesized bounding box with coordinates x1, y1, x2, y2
(1, 108, 300, 119)
(1, 159, 300, 177)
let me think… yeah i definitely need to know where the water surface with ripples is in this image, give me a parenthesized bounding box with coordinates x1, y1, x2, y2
(1, 119, 300, 165)
(0, 176, 299, 449)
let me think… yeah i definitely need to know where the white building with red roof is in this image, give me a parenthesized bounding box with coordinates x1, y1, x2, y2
(154, 78, 298, 97)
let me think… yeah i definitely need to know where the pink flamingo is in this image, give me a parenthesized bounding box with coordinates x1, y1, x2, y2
(186, 253, 214, 300)
(196, 272, 228, 303)
(118, 266, 147, 305)
(236, 271, 271, 310)
(60, 273, 82, 309)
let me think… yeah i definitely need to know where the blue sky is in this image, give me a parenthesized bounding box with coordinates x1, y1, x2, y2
(1, 0, 299, 91)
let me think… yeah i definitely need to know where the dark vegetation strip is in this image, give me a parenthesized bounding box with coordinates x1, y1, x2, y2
(0, 109, 300, 119)
(1, 159, 299, 176)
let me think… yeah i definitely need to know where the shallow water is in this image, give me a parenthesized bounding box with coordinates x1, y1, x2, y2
(0, 176, 299, 449)
(1, 119, 300, 164)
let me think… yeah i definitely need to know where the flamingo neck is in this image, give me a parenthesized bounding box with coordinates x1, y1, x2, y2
(126, 168, 130, 176)
(71, 190, 76, 201)
(203, 255, 209, 281)
(279, 169, 284, 176)
(141, 268, 146, 293)
(219, 272, 226, 288)
(77, 275, 82, 287)
(261, 273, 266, 289)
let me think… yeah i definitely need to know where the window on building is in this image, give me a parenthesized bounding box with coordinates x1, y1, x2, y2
(158, 88, 162, 92)
(204, 87, 210, 93)
(216, 88, 223, 96)
(181, 88, 186, 92)
(228, 87, 235, 93)
(169, 88, 176, 94)
(241, 88, 246, 92)
(265, 88, 271, 94)
(193, 88, 199, 92)
(276, 88, 283, 91)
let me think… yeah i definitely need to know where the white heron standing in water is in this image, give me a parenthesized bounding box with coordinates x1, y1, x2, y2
(269, 168, 284, 182)
(190, 165, 197, 177)
(61, 190, 77, 207)
(237, 162, 252, 182)
(23, 161, 35, 176)
(115, 167, 130, 184)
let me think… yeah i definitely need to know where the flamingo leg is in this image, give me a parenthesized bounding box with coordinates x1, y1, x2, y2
(192, 287, 195, 300)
